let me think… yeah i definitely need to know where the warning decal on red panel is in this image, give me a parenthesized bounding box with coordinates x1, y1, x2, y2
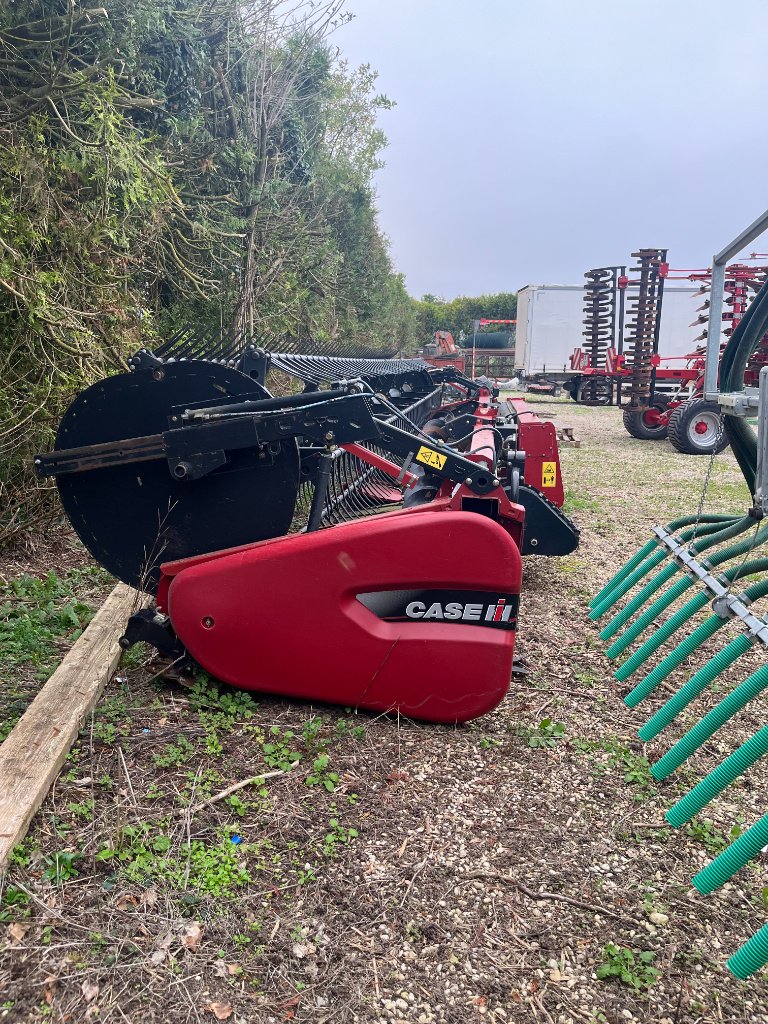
(542, 461, 557, 488)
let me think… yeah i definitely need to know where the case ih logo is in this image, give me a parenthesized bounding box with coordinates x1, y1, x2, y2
(356, 590, 518, 631)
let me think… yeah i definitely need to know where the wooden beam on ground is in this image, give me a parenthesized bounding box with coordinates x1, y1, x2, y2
(0, 583, 136, 869)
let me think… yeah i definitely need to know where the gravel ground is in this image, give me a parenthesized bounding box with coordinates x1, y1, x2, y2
(2, 400, 768, 1024)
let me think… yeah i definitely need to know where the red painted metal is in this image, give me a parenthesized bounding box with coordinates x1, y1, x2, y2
(505, 397, 565, 507)
(340, 443, 418, 488)
(162, 509, 523, 723)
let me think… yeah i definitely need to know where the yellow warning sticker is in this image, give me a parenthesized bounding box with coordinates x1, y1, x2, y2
(416, 445, 447, 470)
(542, 461, 557, 488)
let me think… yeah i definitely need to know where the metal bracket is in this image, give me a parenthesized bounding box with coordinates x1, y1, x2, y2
(652, 525, 768, 646)
(755, 366, 768, 517)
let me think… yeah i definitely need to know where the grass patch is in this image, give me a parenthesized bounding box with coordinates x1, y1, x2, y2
(0, 566, 113, 740)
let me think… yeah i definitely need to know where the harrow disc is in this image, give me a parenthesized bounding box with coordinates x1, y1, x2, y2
(55, 362, 300, 593)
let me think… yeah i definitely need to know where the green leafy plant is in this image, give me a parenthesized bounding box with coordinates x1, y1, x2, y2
(322, 818, 358, 857)
(305, 754, 339, 792)
(42, 850, 82, 884)
(0, 884, 31, 923)
(262, 727, 302, 771)
(154, 735, 195, 768)
(596, 943, 660, 991)
(522, 718, 565, 748)
(685, 819, 729, 854)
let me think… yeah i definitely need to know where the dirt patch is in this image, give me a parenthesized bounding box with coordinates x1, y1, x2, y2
(1, 403, 767, 1023)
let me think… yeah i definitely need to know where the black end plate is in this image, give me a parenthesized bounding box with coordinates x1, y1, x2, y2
(517, 484, 580, 556)
(56, 362, 300, 593)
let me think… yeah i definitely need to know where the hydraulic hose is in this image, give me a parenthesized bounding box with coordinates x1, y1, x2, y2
(721, 278, 768, 494)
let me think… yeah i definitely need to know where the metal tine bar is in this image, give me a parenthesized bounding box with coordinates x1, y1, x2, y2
(153, 324, 190, 358)
(176, 327, 209, 359)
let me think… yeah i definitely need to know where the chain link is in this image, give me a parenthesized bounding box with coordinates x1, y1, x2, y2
(688, 410, 726, 547)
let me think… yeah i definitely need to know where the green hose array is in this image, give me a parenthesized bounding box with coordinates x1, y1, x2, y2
(666, 723, 768, 826)
(692, 813, 768, 894)
(589, 515, 753, 623)
(589, 514, 738, 610)
(637, 632, 754, 736)
(651, 664, 768, 780)
(605, 574, 695, 657)
(614, 590, 711, 681)
(588, 278, 768, 978)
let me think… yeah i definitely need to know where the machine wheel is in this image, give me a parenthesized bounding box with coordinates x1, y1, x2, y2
(667, 397, 730, 455)
(622, 395, 670, 440)
(563, 377, 580, 401)
(576, 376, 613, 405)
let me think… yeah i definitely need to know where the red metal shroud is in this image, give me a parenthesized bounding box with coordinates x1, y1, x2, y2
(505, 397, 565, 507)
(161, 510, 523, 724)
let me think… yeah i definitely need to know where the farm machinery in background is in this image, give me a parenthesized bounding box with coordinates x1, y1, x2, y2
(566, 253, 768, 454)
(590, 209, 768, 978)
(35, 332, 578, 725)
(421, 320, 518, 380)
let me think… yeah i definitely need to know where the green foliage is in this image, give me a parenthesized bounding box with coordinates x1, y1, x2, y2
(411, 292, 517, 349)
(596, 944, 660, 992)
(153, 735, 195, 768)
(0, 0, 415, 541)
(0, 568, 105, 738)
(262, 727, 303, 772)
(321, 818, 358, 857)
(521, 718, 565, 748)
(685, 819, 730, 854)
(0, 885, 32, 923)
(305, 754, 340, 792)
(42, 850, 82, 884)
(97, 823, 251, 898)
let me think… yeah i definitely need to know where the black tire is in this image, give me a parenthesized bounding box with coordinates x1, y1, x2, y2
(667, 397, 730, 455)
(576, 376, 613, 405)
(551, 385, 562, 398)
(622, 395, 670, 440)
(563, 377, 580, 400)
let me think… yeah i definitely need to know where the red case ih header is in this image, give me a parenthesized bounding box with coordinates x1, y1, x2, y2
(35, 336, 578, 723)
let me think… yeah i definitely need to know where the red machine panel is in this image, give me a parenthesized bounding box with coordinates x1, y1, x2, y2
(505, 397, 565, 507)
(163, 510, 523, 723)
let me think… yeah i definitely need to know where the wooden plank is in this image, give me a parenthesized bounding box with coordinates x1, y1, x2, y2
(0, 583, 137, 868)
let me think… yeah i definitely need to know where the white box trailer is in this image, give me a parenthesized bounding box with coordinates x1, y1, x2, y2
(515, 283, 701, 377)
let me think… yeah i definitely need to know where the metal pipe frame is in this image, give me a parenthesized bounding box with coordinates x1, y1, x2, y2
(704, 208, 768, 403)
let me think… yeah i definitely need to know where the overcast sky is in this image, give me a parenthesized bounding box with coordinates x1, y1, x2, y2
(337, 0, 768, 300)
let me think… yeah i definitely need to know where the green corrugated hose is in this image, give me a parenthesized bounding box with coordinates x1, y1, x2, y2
(729, 923, 768, 979)
(693, 812, 768, 894)
(651, 663, 768, 779)
(589, 514, 737, 610)
(626, 616, 732, 710)
(590, 516, 754, 623)
(605, 575, 695, 657)
(667, 723, 768, 826)
(637, 632, 754, 735)
(617, 561, 768, 684)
